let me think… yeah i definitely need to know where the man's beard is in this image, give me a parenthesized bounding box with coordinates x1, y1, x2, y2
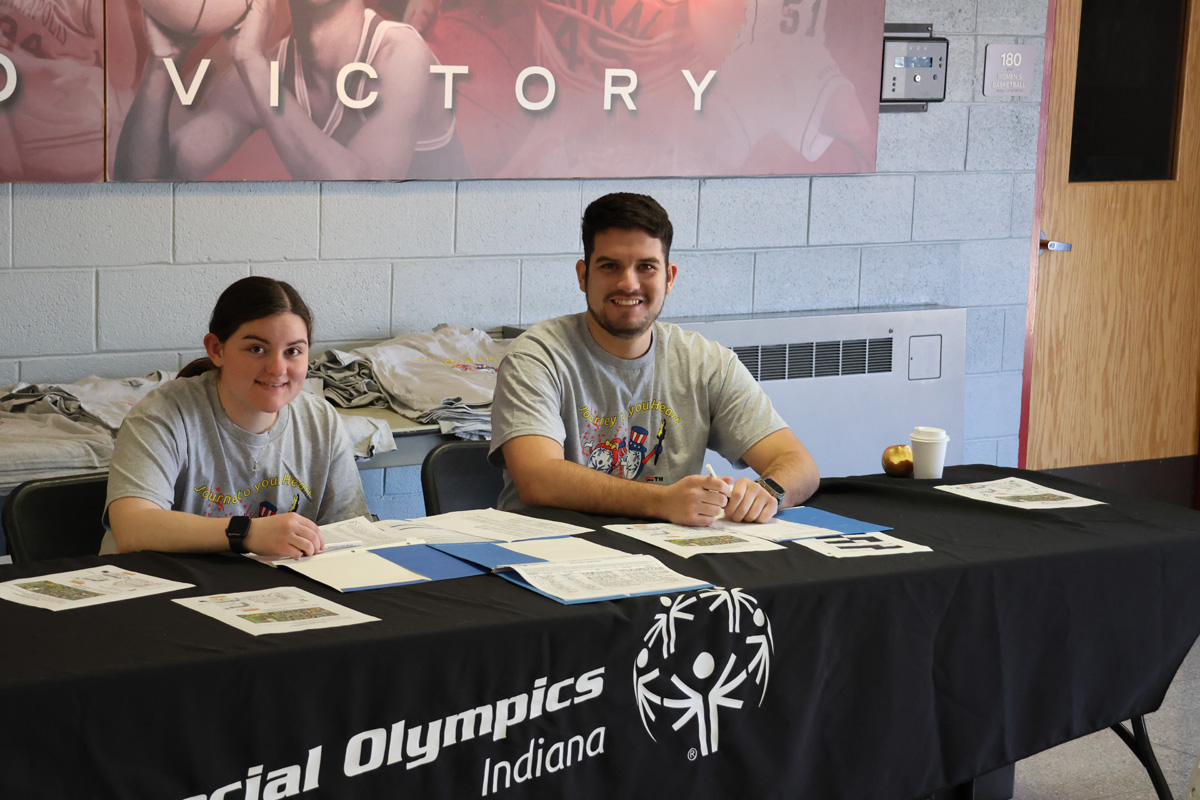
(586, 294, 659, 340)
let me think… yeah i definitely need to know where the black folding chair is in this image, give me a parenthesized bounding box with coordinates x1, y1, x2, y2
(420, 441, 503, 515)
(2, 472, 110, 563)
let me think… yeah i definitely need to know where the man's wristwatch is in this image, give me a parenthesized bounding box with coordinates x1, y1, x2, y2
(226, 516, 252, 553)
(755, 477, 785, 504)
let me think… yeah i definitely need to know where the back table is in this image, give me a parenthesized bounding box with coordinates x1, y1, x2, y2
(2, 465, 1199, 800)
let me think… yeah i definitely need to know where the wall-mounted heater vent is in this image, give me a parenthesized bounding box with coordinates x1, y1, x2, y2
(732, 338, 893, 381)
(868, 338, 893, 372)
(674, 308, 964, 478)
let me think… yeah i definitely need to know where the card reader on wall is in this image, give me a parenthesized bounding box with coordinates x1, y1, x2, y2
(881, 37, 949, 106)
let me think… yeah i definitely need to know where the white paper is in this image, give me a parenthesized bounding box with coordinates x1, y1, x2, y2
(791, 532, 932, 558)
(411, 508, 593, 542)
(0, 566, 194, 611)
(318, 516, 386, 544)
(604, 523, 786, 557)
(281, 549, 428, 592)
(492, 537, 627, 565)
(371, 519, 492, 546)
(250, 517, 492, 567)
(173, 587, 378, 635)
(935, 478, 1104, 509)
(509, 555, 707, 603)
(712, 517, 844, 542)
(322, 515, 492, 549)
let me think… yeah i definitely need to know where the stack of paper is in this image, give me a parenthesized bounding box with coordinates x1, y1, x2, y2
(434, 537, 710, 604)
(434, 536, 624, 569)
(279, 545, 488, 592)
(935, 478, 1103, 509)
(260, 511, 597, 593)
(604, 523, 787, 557)
(709, 508, 890, 543)
(606, 508, 925, 561)
(406, 508, 594, 542)
(369, 518, 491, 545)
(252, 507, 916, 595)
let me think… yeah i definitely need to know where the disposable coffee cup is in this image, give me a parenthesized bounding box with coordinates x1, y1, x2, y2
(909, 426, 950, 479)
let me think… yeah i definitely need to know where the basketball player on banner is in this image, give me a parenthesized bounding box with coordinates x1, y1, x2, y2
(493, 0, 747, 177)
(112, 0, 470, 180)
(0, 0, 105, 182)
(711, 0, 877, 172)
(486, 0, 878, 177)
(386, 0, 536, 178)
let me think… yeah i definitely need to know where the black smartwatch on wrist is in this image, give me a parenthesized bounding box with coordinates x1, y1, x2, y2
(755, 476, 785, 504)
(226, 516, 251, 553)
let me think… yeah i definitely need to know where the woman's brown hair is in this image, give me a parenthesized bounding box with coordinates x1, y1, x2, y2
(179, 277, 314, 378)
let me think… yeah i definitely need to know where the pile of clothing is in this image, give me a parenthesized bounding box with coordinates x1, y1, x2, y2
(300, 377, 396, 460)
(0, 326, 511, 495)
(0, 370, 404, 496)
(0, 373, 174, 493)
(310, 325, 512, 440)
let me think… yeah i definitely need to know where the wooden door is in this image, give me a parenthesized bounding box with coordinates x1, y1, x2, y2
(1022, 0, 1200, 469)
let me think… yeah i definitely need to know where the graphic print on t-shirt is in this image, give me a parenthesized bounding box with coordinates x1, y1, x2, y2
(578, 399, 675, 481)
(415, 355, 500, 374)
(194, 474, 312, 518)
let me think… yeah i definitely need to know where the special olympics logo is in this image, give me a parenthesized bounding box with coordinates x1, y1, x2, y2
(633, 588, 773, 757)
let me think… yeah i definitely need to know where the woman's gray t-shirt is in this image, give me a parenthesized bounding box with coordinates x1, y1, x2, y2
(101, 371, 369, 553)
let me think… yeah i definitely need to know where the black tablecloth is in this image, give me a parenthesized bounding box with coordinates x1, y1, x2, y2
(2, 465, 1199, 800)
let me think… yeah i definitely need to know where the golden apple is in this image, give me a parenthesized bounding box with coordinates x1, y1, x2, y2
(882, 444, 913, 477)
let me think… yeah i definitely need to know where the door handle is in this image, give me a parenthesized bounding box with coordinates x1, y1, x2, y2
(1039, 231, 1072, 252)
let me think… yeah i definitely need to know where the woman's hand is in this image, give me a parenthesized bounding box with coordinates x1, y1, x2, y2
(245, 512, 325, 558)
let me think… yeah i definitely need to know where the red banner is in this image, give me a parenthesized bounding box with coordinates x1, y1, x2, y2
(0, 0, 105, 181)
(1, 0, 884, 181)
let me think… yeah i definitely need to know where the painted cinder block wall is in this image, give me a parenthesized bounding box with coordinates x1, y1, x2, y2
(0, 0, 1046, 520)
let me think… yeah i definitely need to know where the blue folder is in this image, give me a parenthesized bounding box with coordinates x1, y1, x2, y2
(776, 506, 890, 534)
(432, 540, 566, 571)
(370, 544, 489, 583)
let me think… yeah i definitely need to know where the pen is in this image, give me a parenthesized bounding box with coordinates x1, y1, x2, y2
(704, 464, 730, 494)
(288, 540, 363, 562)
(322, 540, 362, 552)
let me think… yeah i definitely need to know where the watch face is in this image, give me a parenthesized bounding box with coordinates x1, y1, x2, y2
(759, 477, 785, 497)
(227, 516, 251, 553)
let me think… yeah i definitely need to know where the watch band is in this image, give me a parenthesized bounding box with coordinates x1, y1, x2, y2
(755, 476, 785, 503)
(226, 516, 251, 553)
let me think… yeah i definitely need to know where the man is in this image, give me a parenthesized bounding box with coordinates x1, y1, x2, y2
(489, 192, 819, 526)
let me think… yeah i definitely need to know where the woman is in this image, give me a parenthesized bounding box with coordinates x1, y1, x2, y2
(102, 276, 369, 557)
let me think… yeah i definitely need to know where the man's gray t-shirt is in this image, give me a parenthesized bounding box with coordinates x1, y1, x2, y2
(489, 313, 786, 511)
(101, 371, 369, 553)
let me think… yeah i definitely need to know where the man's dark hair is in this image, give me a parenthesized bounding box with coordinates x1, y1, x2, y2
(581, 193, 673, 266)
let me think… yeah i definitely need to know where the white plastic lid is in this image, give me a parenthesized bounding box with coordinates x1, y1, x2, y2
(910, 426, 949, 441)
